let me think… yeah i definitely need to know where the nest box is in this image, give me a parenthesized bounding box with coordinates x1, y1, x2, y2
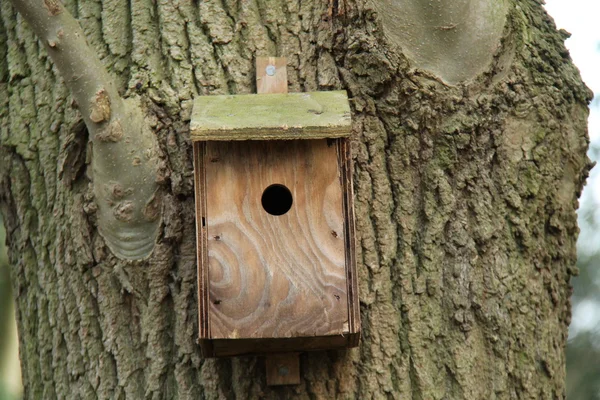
(190, 59, 360, 362)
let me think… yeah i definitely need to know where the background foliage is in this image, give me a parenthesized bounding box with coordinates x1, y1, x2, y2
(0, 216, 21, 400)
(544, 0, 600, 398)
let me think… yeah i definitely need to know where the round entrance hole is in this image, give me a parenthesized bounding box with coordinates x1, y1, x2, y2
(261, 184, 293, 216)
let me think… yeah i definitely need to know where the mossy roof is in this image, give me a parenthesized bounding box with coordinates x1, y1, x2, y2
(190, 91, 352, 141)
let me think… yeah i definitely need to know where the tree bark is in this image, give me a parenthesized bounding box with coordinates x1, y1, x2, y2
(0, 0, 591, 399)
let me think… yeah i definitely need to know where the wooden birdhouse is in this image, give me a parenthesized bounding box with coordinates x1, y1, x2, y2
(190, 58, 360, 380)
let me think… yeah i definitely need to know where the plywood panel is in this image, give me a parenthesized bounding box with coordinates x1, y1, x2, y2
(204, 139, 349, 339)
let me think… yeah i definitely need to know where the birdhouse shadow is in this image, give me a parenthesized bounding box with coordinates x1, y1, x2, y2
(205, 349, 358, 394)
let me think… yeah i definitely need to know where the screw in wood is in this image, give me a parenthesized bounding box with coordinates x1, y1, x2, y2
(266, 65, 276, 76)
(278, 366, 289, 376)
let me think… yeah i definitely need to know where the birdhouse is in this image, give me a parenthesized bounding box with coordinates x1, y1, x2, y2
(190, 59, 360, 367)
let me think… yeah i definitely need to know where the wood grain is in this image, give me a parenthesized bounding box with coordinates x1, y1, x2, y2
(195, 138, 360, 356)
(256, 56, 288, 94)
(194, 142, 210, 341)
(194, 57, 359, 357)
(204, 139, 349, 339)
(338, 138, 361, 345)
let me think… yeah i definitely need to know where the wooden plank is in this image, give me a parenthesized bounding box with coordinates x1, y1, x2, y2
(256, 57, 288, 94)
(194, 142, 211, 344)
(204, 139, 349, 340)
(338, 138, 361, 345)
(190, 91, 352, 141)
(204, 334, 358, 357)
(266, 353, 300, 386)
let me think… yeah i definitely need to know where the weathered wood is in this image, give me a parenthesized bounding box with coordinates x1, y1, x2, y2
(202, 335, 359, 357)
(338, 138, 361, 344)
(190, 91, 352, 141)
(193, 57, 358, 363)
(265, 353, 300, 386)
(195, 138, 360, 357)
(194, 142, 210, 341)
(205, 139, 348, 339)
(256, 57, 288, 94)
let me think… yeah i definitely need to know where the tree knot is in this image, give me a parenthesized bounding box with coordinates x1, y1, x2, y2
(96, 120, 123, 142)
(114, 201, 135, 222)
(43, 0, 62, 16)
(89, 89, 111, 123)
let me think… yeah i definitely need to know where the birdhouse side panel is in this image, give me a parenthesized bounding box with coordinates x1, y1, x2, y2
(203, 140, 349, 340)
(338, 138, 360, 341)
(194, 142, 210, 341)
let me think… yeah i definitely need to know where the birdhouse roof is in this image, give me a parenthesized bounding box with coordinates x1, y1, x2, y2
(190, 91, 352, 141)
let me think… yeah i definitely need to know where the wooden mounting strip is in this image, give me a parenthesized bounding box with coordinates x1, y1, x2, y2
(266, 353, 300, 386)
(256, 56, 288, 94)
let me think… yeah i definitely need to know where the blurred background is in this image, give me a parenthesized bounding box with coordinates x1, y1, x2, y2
(545, 0, 600, 398)
(0, 1, 599, 399)
(0, 215, 21, 400)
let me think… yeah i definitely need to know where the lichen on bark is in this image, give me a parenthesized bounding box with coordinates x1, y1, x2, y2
(0, 0, 592, 398)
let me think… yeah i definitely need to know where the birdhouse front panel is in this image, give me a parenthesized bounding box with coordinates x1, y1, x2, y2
(191, 91, 360, 357)
(203, 139, 348, 339)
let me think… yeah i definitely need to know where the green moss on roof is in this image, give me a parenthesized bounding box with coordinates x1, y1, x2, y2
(190, 91, 352, 141)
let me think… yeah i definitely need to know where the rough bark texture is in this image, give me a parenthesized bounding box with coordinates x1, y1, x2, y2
(0, 0, 591, 399)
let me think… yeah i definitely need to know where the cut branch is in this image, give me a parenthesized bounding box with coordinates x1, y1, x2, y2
(10, 0, 161, 259)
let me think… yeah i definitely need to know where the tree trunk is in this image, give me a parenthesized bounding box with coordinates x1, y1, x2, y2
(0, 0, 591, 398)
